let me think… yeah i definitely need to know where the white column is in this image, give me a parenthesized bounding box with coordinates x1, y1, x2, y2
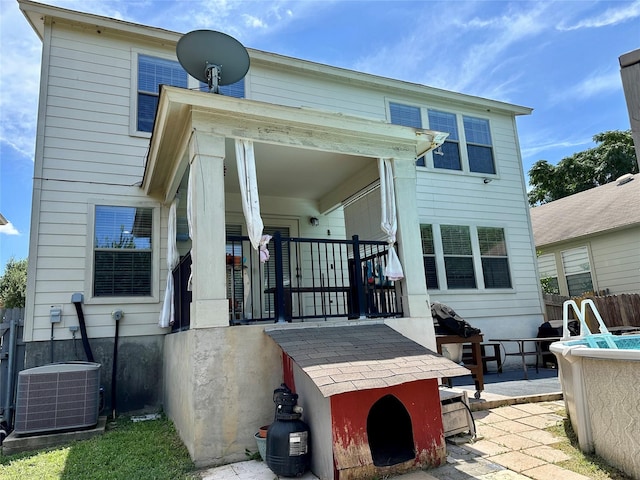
(188, 132, 229, 328)
(389, 157, 437, 350)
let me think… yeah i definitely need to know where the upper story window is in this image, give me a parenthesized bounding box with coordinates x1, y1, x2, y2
(389, 102, 497, 175)
(561, 247, 593, 296)
(94, 205, 153, 297)
(428, 110, 461, 170)
(389, 102, 426, 166)
(138, 55, 188, 132)
(137, 54, 246, 133)
(464, 116, 495, 174)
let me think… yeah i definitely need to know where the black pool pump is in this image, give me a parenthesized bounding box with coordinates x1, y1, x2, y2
(266, 384, 310, 477)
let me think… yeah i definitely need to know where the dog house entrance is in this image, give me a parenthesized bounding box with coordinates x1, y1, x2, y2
(367, 394, 415, 466)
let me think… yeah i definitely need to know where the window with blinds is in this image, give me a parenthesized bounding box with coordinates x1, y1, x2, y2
(561, 247, 593, 296)
(537, 253, 560, 294)
(441, 225, 476, 289)
(137, 55, 188, 133)
(137, 55, 246, 133)
(94, 206, 152, 297)
(478, 227, 511, 288)
(420, 225, 438, 289)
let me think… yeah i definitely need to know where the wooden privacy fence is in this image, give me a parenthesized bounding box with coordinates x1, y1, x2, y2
(543, 293, 640, 329)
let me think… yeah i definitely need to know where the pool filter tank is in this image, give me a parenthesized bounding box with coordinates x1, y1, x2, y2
(266, 384, 310, 476)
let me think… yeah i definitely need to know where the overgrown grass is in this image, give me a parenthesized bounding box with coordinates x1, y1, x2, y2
(546, 409, 633, 480)
(0, 415, 196, 480)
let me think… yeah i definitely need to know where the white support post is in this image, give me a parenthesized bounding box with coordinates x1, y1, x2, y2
(188, 132, 229, 328)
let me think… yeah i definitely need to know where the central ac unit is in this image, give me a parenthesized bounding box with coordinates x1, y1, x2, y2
(14, 362, 101, 435)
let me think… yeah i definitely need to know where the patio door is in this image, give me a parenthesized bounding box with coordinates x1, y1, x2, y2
(226, 218, 299, 321)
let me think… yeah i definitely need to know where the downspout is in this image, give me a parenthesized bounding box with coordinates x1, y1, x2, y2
(71, 293, 94, 363)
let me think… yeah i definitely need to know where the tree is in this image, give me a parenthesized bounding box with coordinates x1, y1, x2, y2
(528, 130, 638, 206)
(0, 257, 28, 308)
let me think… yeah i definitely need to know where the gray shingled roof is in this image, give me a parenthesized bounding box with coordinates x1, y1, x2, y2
(530, 174, 640, 247)
(265, 323, 469, 397)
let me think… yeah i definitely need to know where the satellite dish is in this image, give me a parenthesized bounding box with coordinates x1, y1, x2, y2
(176, 30, 250, 94)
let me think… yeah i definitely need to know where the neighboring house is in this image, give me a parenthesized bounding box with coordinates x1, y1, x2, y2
(531, 173, 640, 297)
(19, 0, 542, 472)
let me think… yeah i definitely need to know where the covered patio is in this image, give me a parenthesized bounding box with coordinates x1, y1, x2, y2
(142, 85, 449, 466)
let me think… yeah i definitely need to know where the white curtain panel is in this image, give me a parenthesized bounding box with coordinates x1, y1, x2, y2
(186, 165, 195, 290)
(378, 158, 404, 281)
(235, 139, 271, 262)
(159, 198, 180, 327)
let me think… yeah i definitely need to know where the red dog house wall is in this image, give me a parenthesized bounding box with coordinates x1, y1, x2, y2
(266, 323, 468, 480)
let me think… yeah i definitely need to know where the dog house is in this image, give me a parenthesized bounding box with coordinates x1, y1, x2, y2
(266, 323, 468, 480)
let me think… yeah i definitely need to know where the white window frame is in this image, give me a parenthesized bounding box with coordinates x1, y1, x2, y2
(420, 223, 514, 292)
(386, 99, 499, 179)
(85, 199, 161, 304)
(129, 49, 202, 138)
(560, 246, 594, 297)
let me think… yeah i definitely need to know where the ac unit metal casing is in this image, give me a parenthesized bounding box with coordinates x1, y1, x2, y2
(14, 362, 101, 435)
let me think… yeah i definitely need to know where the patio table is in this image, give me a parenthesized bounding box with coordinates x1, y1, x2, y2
(489, 337, 561, 380)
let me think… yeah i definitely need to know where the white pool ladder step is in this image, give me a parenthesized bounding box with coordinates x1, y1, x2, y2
(562, 299, 618, 349)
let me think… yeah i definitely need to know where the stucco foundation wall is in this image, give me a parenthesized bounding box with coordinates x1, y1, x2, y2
(25, 335, 163, 414)
(164, 325, 283, 467)
(582, 357, 640, 479)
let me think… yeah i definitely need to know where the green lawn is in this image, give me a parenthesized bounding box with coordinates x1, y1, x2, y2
(546, 411, 633, 480)
(0, 416, 196, 480)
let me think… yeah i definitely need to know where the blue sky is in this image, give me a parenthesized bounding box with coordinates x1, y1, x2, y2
(1, 0, 639, 269)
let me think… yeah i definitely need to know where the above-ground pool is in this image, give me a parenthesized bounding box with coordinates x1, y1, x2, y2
(550, 300, 640, 479)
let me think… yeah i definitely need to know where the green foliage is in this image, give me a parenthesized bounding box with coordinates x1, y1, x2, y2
(0, 415, 195, 480)
(540, 276, 559, 295)
(0, 257, 27, 308)
(528, 130, 638, 206)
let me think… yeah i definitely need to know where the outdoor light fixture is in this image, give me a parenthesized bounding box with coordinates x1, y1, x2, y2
(309, 217, 319, 227)
(483, 178, 493, 184)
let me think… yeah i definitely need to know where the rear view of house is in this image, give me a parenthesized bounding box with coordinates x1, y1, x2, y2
(18, 0, 542, 473)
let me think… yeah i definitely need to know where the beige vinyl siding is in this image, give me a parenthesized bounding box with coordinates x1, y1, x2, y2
(590, 228, 640, 294)
(26, 11, 541, 344)
(27, 21, 163, 342)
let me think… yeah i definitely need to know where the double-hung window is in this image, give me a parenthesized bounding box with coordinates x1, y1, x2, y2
(464, 116, 495, 174)
(420, 225, 438, 289)
(478, 227, 512, 288)
(94, 206, 153, 297)
(389, 102, 426, 166)
(427, 110, 461, 170)
(420, 224, 511, 290)
(137, 54, 246, 133)
(537, 254, 560, 294)
(137, 55, 188, 133)
(441, 225, 476, 289)
(561, 247, 593, 296)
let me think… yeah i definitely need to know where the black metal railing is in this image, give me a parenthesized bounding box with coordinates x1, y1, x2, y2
(171, 233, 403, 330)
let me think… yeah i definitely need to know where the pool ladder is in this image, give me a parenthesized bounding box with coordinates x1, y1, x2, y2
(563, 299, 618, 349)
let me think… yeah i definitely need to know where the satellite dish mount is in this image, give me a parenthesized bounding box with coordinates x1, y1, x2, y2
(205, 63, 222, 93)
(177, 30, 250, 94)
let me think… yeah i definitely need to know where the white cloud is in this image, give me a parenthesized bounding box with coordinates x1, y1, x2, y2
(549, 70, 622, 104)
(558, 0, 640, 30)
(0, 222, 20, 236)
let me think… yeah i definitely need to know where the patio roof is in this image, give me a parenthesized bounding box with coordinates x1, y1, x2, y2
(142, 86, 447, 208)
(265, 323, 469, 397)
